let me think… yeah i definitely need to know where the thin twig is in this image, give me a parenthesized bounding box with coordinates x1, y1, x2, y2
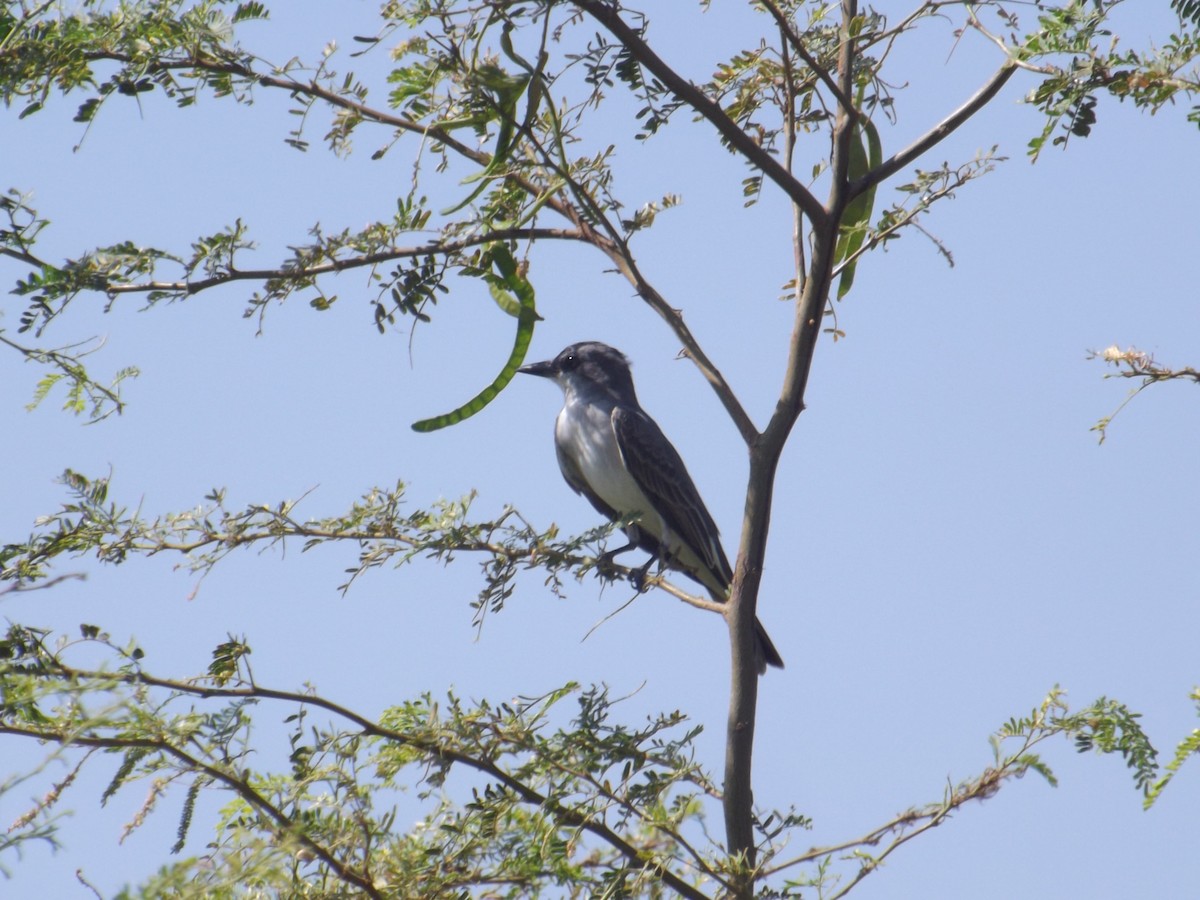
(779, 22, 807, 298)
(0, 572, 86, 596)
(966, 7, 1058, 75)
(759, 0, 858, 119)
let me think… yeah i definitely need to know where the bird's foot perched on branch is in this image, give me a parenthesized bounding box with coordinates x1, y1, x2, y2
(629, 556, 658, 593)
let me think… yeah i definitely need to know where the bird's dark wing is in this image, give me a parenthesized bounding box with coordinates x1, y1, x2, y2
(611, 405, 733, 588)
(610, 407, 784, 673)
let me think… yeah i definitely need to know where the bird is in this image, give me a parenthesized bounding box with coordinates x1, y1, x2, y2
(519, 341, 784, 674)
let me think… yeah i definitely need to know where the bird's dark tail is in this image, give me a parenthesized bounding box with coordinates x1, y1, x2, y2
(755, 618, 785, 675)
(677, 557, 784, 676)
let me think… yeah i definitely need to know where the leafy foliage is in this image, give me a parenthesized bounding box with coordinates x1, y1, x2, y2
(1174, 0, 1200, 29)
(979, 0, 1200, 158)
(0, 615, 1170, 897)
(1, 469, 579, 617)
(1072, 698, 1159, 794)
(0, 472, 1182, 897)
(2, 1, 1198, 896)
(2, 1, 1197, 421)
(0, 624, 720, 897)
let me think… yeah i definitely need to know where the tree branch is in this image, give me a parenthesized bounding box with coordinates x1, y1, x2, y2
(616, 262, 760, 445)
(722, 2, 862, 890)
(850, 62, 1016, 198)
(760, 697, 1077, 893)
(570, 0, 829, 232)
(101, 228, 583, 298)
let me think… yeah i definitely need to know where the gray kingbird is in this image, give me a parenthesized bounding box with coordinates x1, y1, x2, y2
(520, 341, 784, 674)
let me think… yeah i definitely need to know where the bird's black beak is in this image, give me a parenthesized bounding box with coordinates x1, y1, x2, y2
(518, 359, 555, 378)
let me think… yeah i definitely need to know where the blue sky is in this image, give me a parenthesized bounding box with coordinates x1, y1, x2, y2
(2, 2, 1198, 897)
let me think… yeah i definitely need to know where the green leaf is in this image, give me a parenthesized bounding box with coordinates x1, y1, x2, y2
(834, 117, 881, 300)
(488, 282, 522, 318)
(1172, 0, 1200, 27)
(232, 2, 270, 24)
(26, 372, 64, 412)
(412, 244, 538, 432)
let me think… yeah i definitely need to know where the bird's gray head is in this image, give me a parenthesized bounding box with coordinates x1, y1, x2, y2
(518, 341, 638, 403)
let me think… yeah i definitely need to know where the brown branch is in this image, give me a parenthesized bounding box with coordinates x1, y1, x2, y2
(722, 2, 864, 890)
(761, 727, 1058, 896)
(965, 7, 1057, 76)
(99, 509, 731, 627)
(100, 227, 583, 297)
(616, 262, 759, 446)
(857, 0, 968, 55)
(569, 0, 829, 233)
(832, 156, 995, 278)
(651, 578, 730, 616)
(761, 765, 1007, 894)
(1089, 348, 1200, 443)
(850, 62, 1016, 198)
(0, 333, 128, 417)
(76, 42, 764, 446)
(85, 50, 484, 160)
(0, 244, 45, 267)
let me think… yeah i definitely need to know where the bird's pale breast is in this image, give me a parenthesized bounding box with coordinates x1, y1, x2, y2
(556, 401, 655, 520)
